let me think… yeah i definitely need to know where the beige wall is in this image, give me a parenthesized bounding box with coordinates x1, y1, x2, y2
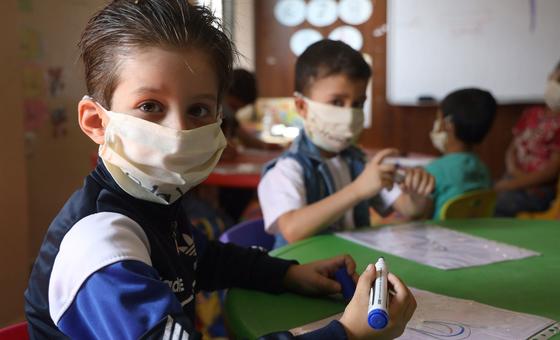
(0, 1, 29, 326)
(21, 1, 103, 258)
(0, 0, 105, 326)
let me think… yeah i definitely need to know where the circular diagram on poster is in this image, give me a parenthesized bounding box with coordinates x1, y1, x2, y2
(274, 0, 306, 27)
(290, 28, 323, 56)
(329, 25, 363, 51)
(306, 0, 338, 27)
(338, 0, 373, 26)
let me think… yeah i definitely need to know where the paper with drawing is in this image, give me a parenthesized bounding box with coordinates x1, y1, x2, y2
(290, 289, 558, 340)
(335, 223, 539, 270)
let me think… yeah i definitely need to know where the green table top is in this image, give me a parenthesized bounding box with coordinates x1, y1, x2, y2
(225, 218, 560, 339)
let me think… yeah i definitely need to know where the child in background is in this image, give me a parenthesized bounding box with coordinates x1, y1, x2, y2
(425, 88, 496, 219)
(220, 69, 280, 222)
(24, 2, 416, 339)
(495, 61, 560, 217)
(221, 69, 277, 157)
(258, 40, 435, 249)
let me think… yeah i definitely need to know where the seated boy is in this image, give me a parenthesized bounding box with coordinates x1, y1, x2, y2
(494, 61, 560, 216)
(258, 40, 435, 248)
(425, 88, 497, 219)
(24, 2, 415, 339)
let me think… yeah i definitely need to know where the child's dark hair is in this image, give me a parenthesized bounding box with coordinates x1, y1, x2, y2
(228, 69, 258, 104)
(295, 39, 371, 94)
(441, 88, 497, 145)
(79, 0, 235, 108)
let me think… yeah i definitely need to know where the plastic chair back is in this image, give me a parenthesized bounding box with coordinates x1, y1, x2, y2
(440, 189, 497, 220)
(219, 218, 275, 251)
(0, 322, 28, 340)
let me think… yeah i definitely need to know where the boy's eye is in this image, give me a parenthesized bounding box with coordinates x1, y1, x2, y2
(187, 104, 212, 119)
(139, 101, 163, 113)
(331, 99, 345, 107)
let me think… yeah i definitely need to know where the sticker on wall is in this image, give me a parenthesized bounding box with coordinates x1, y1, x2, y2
(24, 99, 49, 132)
(274, 0, 306, 27)
(18, 0, 33, 12)
(328, 26, 363, 51)
(306, 0, 338, 27)
(21, 28, 44, 60)
(338, 0, 373, 26)
(51, 107, 68, 138)
(290, 28, 323, 56)
(23, 64, 46, 99)
(47, 67, 65, 97)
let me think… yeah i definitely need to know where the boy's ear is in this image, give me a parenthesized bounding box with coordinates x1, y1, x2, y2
(294, 96, 308, 119)
(78, 98, 109, 145)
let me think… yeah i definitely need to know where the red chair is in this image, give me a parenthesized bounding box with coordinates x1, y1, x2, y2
(0, 322, 28, 340)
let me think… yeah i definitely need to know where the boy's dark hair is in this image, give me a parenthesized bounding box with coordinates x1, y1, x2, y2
(228, 69, 258, 104)
(295, 39, 371, 94)
(79, 0, 235, 108)
(441, 88, 497, 145)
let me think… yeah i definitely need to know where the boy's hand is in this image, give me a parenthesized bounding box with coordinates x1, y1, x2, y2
(339, 265, 416, 340)
(283, 254, 359, 296)
(352, 149, 399, 200)
(399, 167, 435, 196)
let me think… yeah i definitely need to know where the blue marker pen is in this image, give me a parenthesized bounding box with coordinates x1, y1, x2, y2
(368, 258, 389, 329)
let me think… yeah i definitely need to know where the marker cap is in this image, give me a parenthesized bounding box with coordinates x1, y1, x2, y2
(368, 309, 389, 329)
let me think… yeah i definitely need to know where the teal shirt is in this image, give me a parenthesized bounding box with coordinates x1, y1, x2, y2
(425, 152, 492, 219)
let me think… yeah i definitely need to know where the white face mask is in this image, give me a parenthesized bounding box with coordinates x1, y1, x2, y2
(95, 101, 226, 205)
(544, 80, 560, 112)
(430, 119, 448, 153)
(301, 96, 364, 153)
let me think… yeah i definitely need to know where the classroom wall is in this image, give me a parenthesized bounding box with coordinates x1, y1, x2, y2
(20, 1, 103, 260)
(0, 1, 29, 326)
(254, 0, 527, 178)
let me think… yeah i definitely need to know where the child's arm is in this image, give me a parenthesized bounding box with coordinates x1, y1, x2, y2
(259, 260, 417, 340)
(391, 168, 435, 219)
(496, 152, 560, 191)
(505, 141, 523, 177)
(275, 149, 398, 243)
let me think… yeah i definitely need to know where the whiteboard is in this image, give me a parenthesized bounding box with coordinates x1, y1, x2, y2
(387, 0, 560, 105)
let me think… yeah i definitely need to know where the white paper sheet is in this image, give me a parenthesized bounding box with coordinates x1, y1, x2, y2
(290, 289, 558, 340)
(335, 223, 539, 270)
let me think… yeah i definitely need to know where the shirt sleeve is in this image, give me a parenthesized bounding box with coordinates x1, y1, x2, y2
(194, 229, 297, 292)
(512, 107, 535, 135)
(258, 158, 306, 233)
(49, 212, 196, 339)
(258, 320, 347, 340)
(57, 261, 195, 340)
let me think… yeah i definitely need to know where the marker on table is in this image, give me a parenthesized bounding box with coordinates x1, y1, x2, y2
(368, 257, 389, 330)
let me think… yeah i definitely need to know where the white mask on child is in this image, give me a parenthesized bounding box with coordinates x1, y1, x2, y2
(300, 95, 364, 153)
(544, 80, 560, 112)
(430, 119, 448, 153)
(94, 99, 226, 205)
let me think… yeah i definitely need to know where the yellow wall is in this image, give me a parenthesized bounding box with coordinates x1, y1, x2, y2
(0, 1, 29, 326)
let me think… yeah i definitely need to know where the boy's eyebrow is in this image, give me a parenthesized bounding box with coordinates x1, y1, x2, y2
(133, 86, 167, 95)
(328, 93, 367, 101)
(190, 93, 217, 101)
